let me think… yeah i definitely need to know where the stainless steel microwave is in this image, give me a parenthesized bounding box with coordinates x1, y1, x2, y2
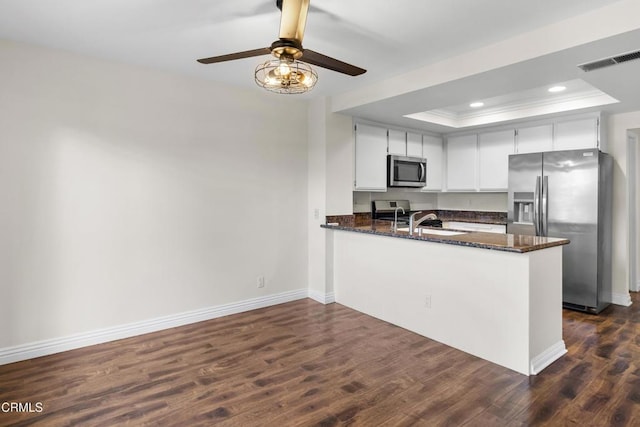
(388, 155, 427, 187)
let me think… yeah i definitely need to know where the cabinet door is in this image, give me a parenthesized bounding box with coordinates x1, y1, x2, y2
(354, 124, 388, 191)
(554, 118, 598, 150)
(388, 129, 407, 156)
(422, 135, 443, 190)
(446, 134, 477, 191)
(516, 124, 553, 154)
(478, 130, 514, 191)
(406, 132, 423, 158)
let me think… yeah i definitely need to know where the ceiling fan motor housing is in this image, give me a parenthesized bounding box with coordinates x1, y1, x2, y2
(270, 39, 304, 60)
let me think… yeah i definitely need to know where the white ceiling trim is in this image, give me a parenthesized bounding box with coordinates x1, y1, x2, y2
(330, 0, 640, 113)
(404, 90, 619, 129)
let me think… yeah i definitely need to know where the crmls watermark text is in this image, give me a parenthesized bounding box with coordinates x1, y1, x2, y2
(1, 402, 44, 413)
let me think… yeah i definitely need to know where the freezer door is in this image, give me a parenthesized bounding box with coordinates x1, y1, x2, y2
(543, 149, 599, 308)
(507, 153, 542, 235)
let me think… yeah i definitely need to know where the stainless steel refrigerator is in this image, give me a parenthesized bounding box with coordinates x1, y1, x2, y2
(507, 148, 613, 313)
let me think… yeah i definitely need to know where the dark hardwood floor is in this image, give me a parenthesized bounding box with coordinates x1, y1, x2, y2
(1, 293, 640, 426)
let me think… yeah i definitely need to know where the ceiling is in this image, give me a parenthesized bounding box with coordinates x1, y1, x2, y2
(1, 0, 639, 133)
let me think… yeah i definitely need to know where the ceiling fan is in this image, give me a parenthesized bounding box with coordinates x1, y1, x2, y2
(196, 0, 366, 94)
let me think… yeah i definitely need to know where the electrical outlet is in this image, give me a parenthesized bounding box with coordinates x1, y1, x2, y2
(424, 295, 431, 309)
(313, 208, 320, 220)
(257, 276, 265, 288)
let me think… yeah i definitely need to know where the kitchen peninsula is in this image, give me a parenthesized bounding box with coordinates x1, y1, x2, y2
(322, 221, 569, 375)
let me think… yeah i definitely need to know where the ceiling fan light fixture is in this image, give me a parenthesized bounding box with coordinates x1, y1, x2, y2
(255, 58, 318, 94)
(277, 61, 292, 77)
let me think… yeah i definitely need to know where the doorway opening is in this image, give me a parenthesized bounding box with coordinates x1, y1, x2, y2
(628, 130, 639, 292)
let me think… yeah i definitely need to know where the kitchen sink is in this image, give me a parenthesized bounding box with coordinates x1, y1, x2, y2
(397, 227, 467, 236)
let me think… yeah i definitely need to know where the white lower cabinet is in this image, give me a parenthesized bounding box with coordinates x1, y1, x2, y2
(354, 124, 387, 191)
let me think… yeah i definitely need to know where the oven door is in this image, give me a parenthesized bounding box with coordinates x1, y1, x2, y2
(388, 155, 427, 187)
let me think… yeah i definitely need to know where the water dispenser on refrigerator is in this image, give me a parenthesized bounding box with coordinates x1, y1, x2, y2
(513, 192, 534, 224)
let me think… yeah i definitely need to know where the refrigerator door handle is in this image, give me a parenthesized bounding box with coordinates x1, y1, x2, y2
(542, 175, 549, 236)
(534, 176, 541, 236)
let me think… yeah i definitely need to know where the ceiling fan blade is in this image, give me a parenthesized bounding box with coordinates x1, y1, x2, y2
(301, 49, 366, 76)
(197, 47, 271, 64)
(279, 0, 309, 42)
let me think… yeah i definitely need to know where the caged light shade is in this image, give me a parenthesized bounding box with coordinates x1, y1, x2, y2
(255, 58, 318, 94)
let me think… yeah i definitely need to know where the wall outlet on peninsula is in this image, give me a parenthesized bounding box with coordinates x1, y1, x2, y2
(257, 276, 265, 288)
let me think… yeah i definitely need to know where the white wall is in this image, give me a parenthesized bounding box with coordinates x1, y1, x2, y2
(306, 98, 353, 302)
(632, 129, 640, 292)
(635, 130, 640, 292)
(352, 190, 506, 213)
(437, 192, 507, 212)
(0, 40, 309, 349)
(307, 98, 328, 300)
(325, 110, 354, 216)
(353, 189, 438, 213)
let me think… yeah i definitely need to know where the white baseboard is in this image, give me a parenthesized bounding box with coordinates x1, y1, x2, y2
(0, 288, 309, 366)
(530, 340, 567, 375)
(308, 290, 335, 304)
(612, 292, 633, 307)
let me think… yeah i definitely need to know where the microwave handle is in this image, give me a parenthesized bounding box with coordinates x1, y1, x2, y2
(419, 162, 425, 182)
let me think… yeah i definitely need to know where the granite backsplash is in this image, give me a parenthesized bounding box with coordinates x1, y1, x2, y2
(326, 210, 506, 226)
(436, 210, 507, 225)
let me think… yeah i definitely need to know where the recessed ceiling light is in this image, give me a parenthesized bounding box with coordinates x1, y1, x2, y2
(548, 85, 566, 93)
(469, 102, 484, 108)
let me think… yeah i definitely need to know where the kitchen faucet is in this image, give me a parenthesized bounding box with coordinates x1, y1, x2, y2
(409, 211, 436, 235)
(393, 207, 405, 232)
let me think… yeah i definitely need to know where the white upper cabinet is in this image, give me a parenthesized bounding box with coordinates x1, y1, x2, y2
(516, 124, 553, 154)
(515, 117, 599, 153)
(388, 129, 407, 156)
(422, 135, 443, 191)
(354, 124, 388, 191)
(554, 117, 599, 150)
(446, 134, 478, 191)
(406, 132, 423, 158)
(478, 130, 515, 191)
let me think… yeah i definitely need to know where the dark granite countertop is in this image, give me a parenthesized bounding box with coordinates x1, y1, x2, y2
(321, 220, 569, 253)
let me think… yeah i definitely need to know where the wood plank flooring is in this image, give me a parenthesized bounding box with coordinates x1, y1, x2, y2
(1, 293, 640, 426)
